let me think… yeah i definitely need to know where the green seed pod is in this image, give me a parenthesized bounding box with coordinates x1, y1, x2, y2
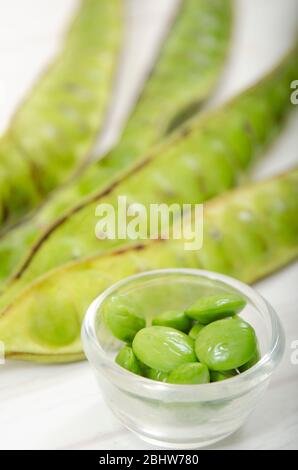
(145, 368, 169, 383)
(115, 346, 144, 376)
(185, 293, 246, 324)
(167, 363, 210, 384)
(0, 0, 232, 235)
(132, 326, 196, 372)
(188, 323, 205, 340)
(0, 43, 296, 296)
(195, 317, 258, 371)
(238, 347, 261, 372)
(0, 0, 123, 229)
(103, 303, 145, 343)
(210, 370, 238, 382)
(152, 311, 192, 332)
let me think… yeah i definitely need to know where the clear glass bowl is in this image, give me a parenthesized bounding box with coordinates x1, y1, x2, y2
(81, 269, 285, 449)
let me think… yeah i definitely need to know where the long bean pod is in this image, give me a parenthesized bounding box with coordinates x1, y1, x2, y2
(0, 0, 122, 229)
(0, 0, 233, 280)
(0, 45, 296, 301)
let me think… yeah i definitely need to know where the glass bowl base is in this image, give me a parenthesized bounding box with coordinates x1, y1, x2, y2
(130, 427, 236, 449)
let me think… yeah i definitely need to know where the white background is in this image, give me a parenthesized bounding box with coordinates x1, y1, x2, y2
(0, 0, 298, 450)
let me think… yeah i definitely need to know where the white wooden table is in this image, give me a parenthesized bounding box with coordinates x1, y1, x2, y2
(0, 0, 297, 450)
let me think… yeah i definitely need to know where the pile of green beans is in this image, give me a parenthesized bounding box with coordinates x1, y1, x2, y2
(108, 293, 260, 384)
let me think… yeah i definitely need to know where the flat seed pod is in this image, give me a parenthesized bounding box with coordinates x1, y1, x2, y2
(0, 0, 233, 231)
(0, 45, 296, 301)
(0, 0, 123, 228)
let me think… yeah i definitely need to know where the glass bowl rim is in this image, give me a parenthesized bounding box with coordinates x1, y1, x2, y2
(82, 268, 285, 394)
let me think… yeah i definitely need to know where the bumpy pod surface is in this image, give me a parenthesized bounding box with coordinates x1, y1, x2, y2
(0, 45, 296, 302)
(0, 0, 122, 229)
(0, 0, 233, 282)
(0, 168, 297, 362)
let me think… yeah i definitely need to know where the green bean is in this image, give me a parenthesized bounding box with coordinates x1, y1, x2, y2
(0, 0, 233, 270)
(0, 0, 122, 229)
(188, 323, 205, 340)
(0, 169, 297, 362)
(115, 346, 144, 376)
(152, 311, 192, 332)
(30, 300, 81, 347)
(210, 370, 238, 382)
(145, 368, 169, 383)
(185, 293, 246, 324)
(103, 301, 145, 343)
(238, 348, 261, 372)
(132, 326, 196, 372)
(1, 45, 296, 307)
(195, 317, 258, 370)
(167, 363, 210, 384)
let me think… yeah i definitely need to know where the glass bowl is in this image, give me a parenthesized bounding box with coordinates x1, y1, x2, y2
(81, 268, 285, 449)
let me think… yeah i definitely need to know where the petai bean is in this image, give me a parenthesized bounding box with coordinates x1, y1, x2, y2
(115, 346, 144, 376)
(113, 296, 255, 384)
(132, 326, 196, 372)
(145, 368, 169, 383)
(195, 317, 258, 371)
(185, 293, 246, 324)
(188, 323, 205, 340)
(152, 310, 192, 332)
(103, 302, 145, 343)
(167, 363, 210, 385)
(238, 348, 261, 372)
(210, 370, 238, 382)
